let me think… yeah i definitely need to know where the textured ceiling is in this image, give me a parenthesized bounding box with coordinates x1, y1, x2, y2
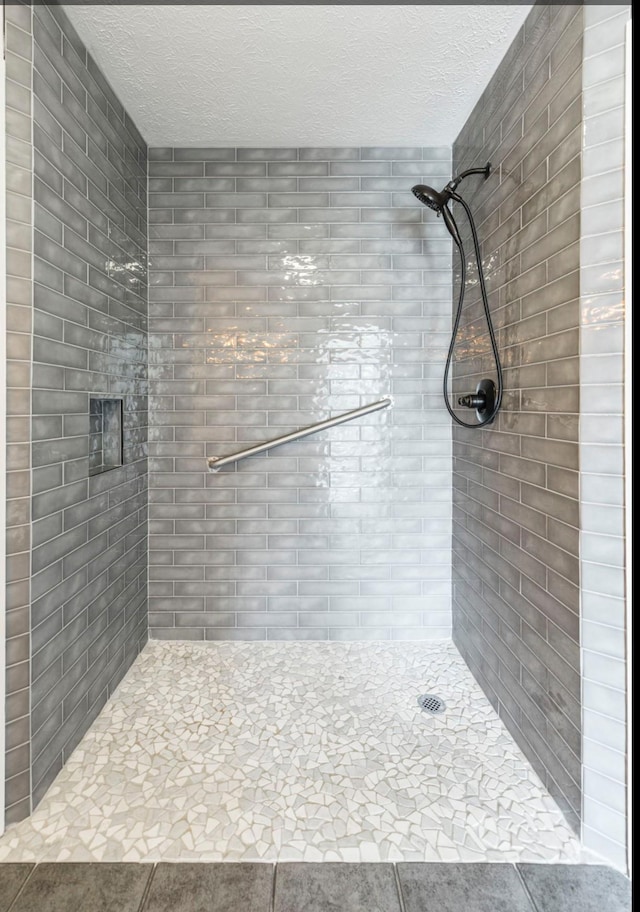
(62, 4, 532, 148)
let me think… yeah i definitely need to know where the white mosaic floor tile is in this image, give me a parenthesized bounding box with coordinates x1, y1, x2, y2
(0, 640, 583, 863)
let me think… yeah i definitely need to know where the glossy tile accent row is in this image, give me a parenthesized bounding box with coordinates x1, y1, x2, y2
(147, 147, 454, 640)
(451, 4, 584, 831)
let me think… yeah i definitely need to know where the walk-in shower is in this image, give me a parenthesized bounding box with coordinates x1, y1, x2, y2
(1, 0, 630, 888)
(412, 164, 503, 427)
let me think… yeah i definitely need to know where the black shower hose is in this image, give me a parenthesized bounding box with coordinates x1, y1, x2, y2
(443, 191, 503, 428)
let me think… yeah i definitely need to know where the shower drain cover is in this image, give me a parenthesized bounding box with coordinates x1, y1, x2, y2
(417, 694, 446, 715)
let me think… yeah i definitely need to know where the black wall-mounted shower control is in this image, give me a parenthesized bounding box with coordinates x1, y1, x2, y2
(458, 379, 497, 423)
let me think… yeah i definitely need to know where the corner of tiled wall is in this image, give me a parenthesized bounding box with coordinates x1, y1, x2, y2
(5, 0, 34, 825)
(579, 2, 631, 873)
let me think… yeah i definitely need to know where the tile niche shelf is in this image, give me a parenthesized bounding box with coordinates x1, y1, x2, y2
(89, 398, 124, 476)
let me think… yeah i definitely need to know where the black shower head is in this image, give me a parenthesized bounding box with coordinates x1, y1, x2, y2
(411, 184, 450, 212)
(411, 184, 462, 247)
(411, 164, 491, 248)
(412, 163, 491, 210)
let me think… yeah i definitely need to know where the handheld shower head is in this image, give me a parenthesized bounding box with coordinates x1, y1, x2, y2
(411, 165, 491, 245)
(411, 184, 450, 212)
(411, 184, 462, 247)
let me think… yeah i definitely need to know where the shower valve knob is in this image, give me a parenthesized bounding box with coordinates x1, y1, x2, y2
(458, 393, 486, 409)
(457, 379, 497, 421)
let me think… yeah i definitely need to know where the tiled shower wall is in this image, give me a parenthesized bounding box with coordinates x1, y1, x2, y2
(148, 147, 453, 640)
(5, 2, 149, 817)
(579, 4, 630, 870)
(451, 5, 584, 830)
(5, 1, 34, 824)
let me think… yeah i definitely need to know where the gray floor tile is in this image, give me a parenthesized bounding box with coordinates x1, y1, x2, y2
(142, 863, 274, 912)
(398, 863, 535, 912)
(10, 863, 152, 912)
(0, 864, 34, 912)
(274, 863, 401, 912)
(517, 864, 631, 912)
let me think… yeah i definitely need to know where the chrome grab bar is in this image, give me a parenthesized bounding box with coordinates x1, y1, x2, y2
(207, 398, 392, 472)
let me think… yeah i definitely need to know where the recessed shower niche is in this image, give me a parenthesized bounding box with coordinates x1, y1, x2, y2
(89, 398, 124, 475)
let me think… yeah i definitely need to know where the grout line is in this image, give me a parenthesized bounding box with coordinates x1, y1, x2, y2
(136, 861, 157, 912)
(393, 862, 407, 912)
(514, 863, 541, 912)
(6, 862, 37, 912)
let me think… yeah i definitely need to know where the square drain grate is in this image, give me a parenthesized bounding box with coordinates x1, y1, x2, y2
(417, 694, 446, 715)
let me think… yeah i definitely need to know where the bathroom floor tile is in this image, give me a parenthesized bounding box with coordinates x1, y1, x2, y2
(8, 863, 152, 912)
(0, 641, 582, 864)
(0, 863, 34, 911)
(274, 862, 401, 912)
(517, 863, 631, 912)
(397, 862, 535, 912)
(142, 862, 273, 912)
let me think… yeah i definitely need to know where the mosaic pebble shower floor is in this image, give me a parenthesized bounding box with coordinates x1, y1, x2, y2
(0, 641, 582, 863)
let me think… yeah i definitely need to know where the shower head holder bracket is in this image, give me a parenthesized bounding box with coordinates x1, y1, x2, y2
(445, 161, 492, 194)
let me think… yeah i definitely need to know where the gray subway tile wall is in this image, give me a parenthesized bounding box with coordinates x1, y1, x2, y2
(148, 147, 453, 640)
(5, 0, 33, 824)
(451, 4, 583, 830)
(25, 3, 148, 811)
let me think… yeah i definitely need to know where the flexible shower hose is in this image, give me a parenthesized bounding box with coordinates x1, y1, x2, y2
(443, 192, 503, 428)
